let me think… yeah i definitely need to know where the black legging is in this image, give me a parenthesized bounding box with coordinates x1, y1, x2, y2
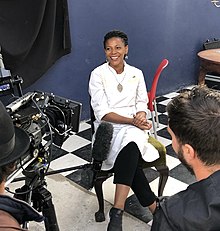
(112, 142, 156, 207)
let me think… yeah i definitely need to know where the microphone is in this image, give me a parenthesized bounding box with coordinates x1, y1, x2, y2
(92, 121, 113, 162)
(92, 121, 113, 174)
(82, 121, 113, 190)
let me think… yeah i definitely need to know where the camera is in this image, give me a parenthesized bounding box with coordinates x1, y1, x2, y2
(5, 90, 82, 185)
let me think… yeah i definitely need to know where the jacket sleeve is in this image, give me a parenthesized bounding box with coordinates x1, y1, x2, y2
(135, 69, 149, 113)
(151, 207, 174, 231)
(150, 197, 176, 231)
(89, 69, 112, 121)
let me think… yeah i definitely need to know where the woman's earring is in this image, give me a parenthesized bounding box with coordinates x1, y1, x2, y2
(125, 54, 128, 59)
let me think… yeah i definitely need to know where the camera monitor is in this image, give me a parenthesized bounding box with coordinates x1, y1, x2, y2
(0, 77, 13, 95)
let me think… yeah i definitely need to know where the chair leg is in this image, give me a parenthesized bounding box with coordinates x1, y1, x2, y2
(155, 165, 169, 196)
(153, 99, 159, 128)
(94, 177, 106, 222)
(151, 111, 158, 139)
(93, 172, 113, 222)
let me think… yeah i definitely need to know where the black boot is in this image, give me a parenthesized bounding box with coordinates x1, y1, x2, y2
(107, 207, 124, 231)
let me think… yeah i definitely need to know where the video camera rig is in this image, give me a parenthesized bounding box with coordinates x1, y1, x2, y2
(3, 91, 82, 231)
(5, 91, 82, 184)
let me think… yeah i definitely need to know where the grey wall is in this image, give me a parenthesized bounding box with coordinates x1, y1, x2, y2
(26, 1, 220, 120)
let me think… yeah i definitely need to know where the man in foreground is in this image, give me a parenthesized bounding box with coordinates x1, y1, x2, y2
(0, 101, 44, 230)
(151, 85, 220, 230)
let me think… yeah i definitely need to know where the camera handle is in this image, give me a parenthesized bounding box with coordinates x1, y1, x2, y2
(14, 169, 60, 231)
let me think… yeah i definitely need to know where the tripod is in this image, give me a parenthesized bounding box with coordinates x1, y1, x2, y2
(14, 162, 60, 231)
(12, 157, 96, 231)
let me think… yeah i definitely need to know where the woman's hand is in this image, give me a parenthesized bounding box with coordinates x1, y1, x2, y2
(133, 111, 152, 130)
(135, 120, 152, 130)
(133, 111, 146, 125)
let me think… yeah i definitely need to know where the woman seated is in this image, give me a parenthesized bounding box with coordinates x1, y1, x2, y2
(89, 30, 158, 231)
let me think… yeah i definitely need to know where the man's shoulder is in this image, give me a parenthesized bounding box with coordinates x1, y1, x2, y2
(155, 176, 220, 230)
(160, 171, 220, 211)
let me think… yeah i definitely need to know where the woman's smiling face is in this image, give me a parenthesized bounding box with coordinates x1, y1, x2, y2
(104, 37, 128, 72)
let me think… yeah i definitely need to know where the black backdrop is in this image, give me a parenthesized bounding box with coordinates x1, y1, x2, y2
(0, 0, 71, 88)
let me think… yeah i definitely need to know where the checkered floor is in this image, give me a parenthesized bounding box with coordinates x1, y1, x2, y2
(48, 86, 196, 225)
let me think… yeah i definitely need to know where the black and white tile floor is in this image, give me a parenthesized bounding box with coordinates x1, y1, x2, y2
(48, 86, 196, 227)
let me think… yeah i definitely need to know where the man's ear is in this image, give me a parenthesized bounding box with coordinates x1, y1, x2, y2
(182, 144, 196, 161)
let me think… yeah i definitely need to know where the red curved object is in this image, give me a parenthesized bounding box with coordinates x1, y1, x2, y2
(147, 59, 169, 111)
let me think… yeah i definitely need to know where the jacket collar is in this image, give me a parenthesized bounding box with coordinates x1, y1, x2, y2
(0, 194, 44, 224)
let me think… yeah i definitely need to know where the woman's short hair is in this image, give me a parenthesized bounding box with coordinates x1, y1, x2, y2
(103, 30, 128, 49)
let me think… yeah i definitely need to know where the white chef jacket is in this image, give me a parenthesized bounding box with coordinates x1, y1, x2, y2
(89, 62, 159, 170)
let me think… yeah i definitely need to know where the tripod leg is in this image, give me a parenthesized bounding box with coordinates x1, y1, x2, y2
(32, 186, 60, 231)
(43, 198, 60, 231)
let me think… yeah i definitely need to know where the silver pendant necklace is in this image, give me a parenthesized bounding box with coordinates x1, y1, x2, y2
(108, 65, 126, 92)
(117, 83, 123, 92)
